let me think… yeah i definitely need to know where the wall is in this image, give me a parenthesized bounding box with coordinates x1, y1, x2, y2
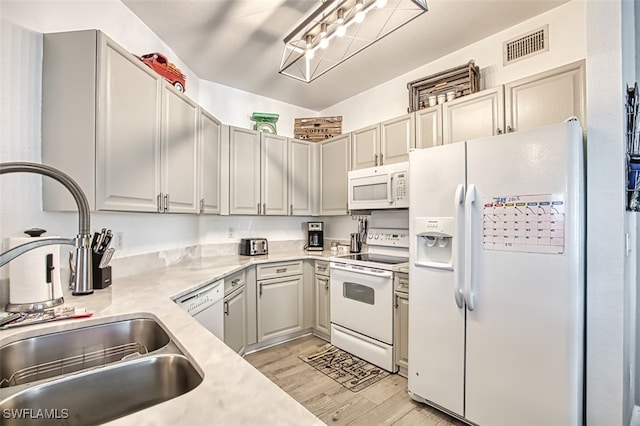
(0, 0, 322, 263)
(320, 0, 586, 132)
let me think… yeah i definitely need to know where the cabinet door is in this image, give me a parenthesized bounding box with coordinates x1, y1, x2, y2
(314, 275, 330, 336)
(415, 106, 443, 149)
(505, 60, 586, 132)
(380, 113, 415, 165)
(161, 85, 199, 213)
(257, 275, 304, 342)
(261, 133, 289, 215)
(224, 286, 247, 355)
(443, 86, 505, 145)
(96, 37, 162, 211)
(351, 124, 379, 170)
(394, 291, 409, 376)
(229, 126, 261, 215)
(319, 133, 350, 215)
(199, 109, 221, 214)
(288, 138, 315, 216)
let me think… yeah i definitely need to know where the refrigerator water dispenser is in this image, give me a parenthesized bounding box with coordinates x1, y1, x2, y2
(414, 217, 455, 269)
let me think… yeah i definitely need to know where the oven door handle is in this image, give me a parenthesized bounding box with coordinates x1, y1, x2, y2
(330, 264, 393, 279)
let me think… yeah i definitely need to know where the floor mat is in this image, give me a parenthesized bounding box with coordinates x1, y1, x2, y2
(299, 344, 390, 392)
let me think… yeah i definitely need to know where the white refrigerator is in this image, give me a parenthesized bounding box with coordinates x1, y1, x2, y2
(408, 121, 584, 426)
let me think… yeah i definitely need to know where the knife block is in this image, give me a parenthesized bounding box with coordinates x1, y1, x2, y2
(91, 255, 112, 290)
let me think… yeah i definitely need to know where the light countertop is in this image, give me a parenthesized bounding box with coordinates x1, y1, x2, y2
(0, 250, 336, 425)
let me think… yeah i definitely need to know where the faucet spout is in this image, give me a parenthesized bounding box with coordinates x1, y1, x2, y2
(0, 162, 93, 295)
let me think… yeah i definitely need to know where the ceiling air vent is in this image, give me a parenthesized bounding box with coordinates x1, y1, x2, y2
(503, 25, 549, 65)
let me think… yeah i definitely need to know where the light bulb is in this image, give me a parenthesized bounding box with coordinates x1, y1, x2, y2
(375, 0, 388, 7)
(305, 34, 313, 49)
(336, 8, 345, 24)
(355, 0, 364, 11)
(336, 24, 347, 37)
(354, 10, 365, 23)
(319, 38, 329, 49)
(319, 22, 328, 38)
(305, 49, 315, 60)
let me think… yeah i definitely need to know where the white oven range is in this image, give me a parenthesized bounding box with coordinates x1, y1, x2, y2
(330, 228, 409, 372)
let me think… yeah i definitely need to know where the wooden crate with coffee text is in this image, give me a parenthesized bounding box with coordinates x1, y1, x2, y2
(294, 116, 342, 142)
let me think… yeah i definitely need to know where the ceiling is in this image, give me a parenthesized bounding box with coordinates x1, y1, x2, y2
(121, 0, 569, 111)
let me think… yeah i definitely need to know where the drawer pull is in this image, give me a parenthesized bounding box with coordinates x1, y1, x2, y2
(276, 268, 287, 274)
(231, 278, 240, 286)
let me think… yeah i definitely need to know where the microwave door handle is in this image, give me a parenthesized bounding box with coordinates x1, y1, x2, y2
(388, 174, 394, 204)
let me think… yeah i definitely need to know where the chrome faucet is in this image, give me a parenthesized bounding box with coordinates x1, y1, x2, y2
(0, 162, 93, 296)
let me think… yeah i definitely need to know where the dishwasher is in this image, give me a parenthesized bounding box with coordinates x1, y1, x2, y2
(175, 279, 224, 340)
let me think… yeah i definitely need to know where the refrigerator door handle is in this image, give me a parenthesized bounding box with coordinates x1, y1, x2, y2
(464, 184, 477, 311)
(453, 183, 465, 309)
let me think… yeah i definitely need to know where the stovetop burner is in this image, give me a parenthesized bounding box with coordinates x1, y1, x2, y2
(335, 253, 408, 265)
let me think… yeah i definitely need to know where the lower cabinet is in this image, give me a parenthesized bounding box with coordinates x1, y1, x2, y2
(224, 285, 247, 355)
(394, 272, 409, 377)
(257, 273, 304, 342)
(313, 261, 330, 340)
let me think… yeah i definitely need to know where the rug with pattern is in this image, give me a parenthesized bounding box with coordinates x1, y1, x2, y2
(299, 344, 389, 392)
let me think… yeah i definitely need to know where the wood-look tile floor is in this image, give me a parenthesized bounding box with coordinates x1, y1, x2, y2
(244, 335, 465, 426)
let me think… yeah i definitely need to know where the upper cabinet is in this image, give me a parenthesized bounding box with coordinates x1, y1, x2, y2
(504, 60, 586, 132)
(42, 29, 202, 213)
(319, 133, 351, 216)
(442, 86, 505, 145)
(351, 113, 415, 170)
(380, 113, 415, 165)
(229, 127, 262, 215)
(261, 133, 289, 216)
(288, 138, 316, 216)
(199, 109, 222, 214)
(415, 106, 442, 149)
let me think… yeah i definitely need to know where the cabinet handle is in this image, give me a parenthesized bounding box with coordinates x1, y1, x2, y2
(507, 125, 514, 133)
(276, 268, 287, 274)
(263, 203, 266, 215)
(290, 204, 293, 215)
(259, 283, 263, 296)
(157, 193, 163, 213)
(374, 154, 378, 166)
(200, 198, 205, 213)
(231, 278, 240, 287)
(325, 278, 329, 290)
(164, 194, 169, 212)
(497, 128, 503, 135)
(380, 153, 384, 165)
(257, 203, 260, 215)
(395, 294, 399, 309)
(224, 300, 229, 316)
(317, 266, 327, 272)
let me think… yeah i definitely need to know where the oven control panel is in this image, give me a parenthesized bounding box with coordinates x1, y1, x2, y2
(366, 228, 409, 248)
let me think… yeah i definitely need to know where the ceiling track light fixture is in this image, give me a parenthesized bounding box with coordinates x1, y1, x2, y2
(280, 0, 428, 83)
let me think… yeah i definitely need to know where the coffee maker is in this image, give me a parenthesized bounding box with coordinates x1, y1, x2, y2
(307, 222, 324, 251)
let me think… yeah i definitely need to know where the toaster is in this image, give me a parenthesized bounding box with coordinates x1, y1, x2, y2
(240, 238, 268, 256)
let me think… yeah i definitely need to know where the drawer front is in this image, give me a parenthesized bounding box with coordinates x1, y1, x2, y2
(257, 260, 303, 280)
(394, 272, 409, 293)
(315, 260, 330, 277)
(224, 269, 247, 295)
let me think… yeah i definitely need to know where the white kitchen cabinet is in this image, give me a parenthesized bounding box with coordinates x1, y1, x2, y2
(380, 113, 415, 165)
(351, 124, 380, 170)
(224, 285, 247, 355)
(351, 113, 414, 170)
(161, 85, 199, 213)
(313, 261, 330, 340)
(442, 86, 505, 145)
(415, 105, 443, 149)
(504, 60, 586, 133)
(319, 133, 351, 215)
(229, 128, 289, 215)
(257, 274, 304, 342)
(394, 272, 409, 377)
(229, 126, 261, 215)
(199, 109, 222, 214)
(42, 29, 198, 213)
(288, 138, 316, 216)
(261, 133, 289, 215)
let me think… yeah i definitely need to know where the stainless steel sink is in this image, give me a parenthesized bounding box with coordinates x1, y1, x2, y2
(0, 318, 171, 387)
(0, 354, 203, 425)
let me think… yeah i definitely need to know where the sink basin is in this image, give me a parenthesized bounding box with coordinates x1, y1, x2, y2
(0, 354, 203, 425)
(0, 318, 171, 387)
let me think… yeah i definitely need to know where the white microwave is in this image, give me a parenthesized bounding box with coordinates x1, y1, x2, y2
(348, 162, 409, 210)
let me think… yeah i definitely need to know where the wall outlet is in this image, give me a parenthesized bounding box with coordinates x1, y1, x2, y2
(227, 227, 234, 239)
(114, 232, 124, 250)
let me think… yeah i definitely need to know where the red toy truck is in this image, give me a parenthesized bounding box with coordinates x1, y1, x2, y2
(137, 52, 186, 92)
